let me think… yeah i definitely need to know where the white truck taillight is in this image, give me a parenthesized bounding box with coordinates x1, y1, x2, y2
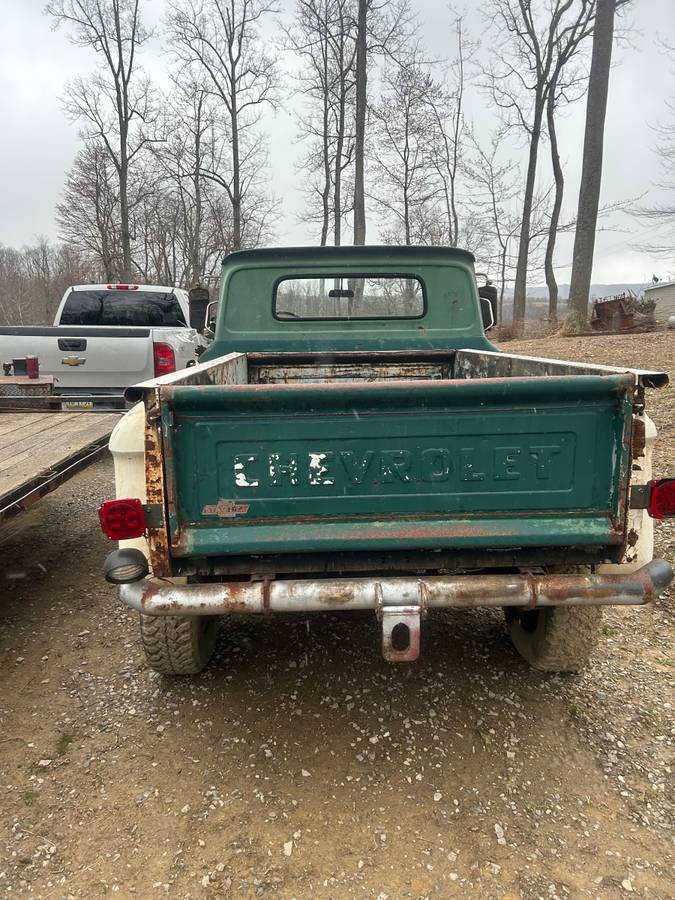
(153, 342, 176, 376)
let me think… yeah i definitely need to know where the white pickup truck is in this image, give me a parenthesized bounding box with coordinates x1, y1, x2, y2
(0, 283, 208, 408)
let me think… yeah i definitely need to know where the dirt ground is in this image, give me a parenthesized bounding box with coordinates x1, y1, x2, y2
(0, 332, 673, 899)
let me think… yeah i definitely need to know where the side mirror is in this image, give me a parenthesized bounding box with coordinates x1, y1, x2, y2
(188, 285, 210, 332)
(479, 296, 495, 331)
(478, 282, 498, 332)
(205, 300, 219, 337)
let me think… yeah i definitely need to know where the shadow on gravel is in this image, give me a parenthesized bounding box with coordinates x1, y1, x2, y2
(152, 606, 561, 766)
(207, 606, 523, 683)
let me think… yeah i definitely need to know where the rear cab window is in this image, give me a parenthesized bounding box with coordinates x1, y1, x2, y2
(274, 275, 425, 320)
(60, 290, 186, 327)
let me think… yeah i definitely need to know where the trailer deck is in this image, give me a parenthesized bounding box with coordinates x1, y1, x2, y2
(0, 411, 120, 523)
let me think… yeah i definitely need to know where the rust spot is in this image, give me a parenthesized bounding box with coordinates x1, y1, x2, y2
(631, 417, 646, 459)
(626, 529, 639, 547)
(316, 583, 356, 605)
(221, 596, 252, 614)
(144, 394, 171, 577)
(222, 581, 249, 599)
(140, 583, 161, 609)
(262, 578, 271, 615)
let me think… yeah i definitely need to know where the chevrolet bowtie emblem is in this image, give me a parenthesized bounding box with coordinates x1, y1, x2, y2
(202, 499, 250, 518)
(61, 356, 86, 366)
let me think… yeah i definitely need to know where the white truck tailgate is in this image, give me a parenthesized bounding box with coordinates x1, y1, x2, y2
(0, 327, 154, 391)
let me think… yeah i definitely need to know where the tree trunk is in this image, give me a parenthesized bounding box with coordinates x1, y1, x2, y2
(353, 0, 367, 245)
(544, 88, 564, 320)
(320, 5, 331, 247)
(192, 94, 204, 283)
(320, 95, 330, 246)
(512, 98, 544, 332)
(403, 124, 411, 245)
(449, 18, 464, 247)
(119, 137, 131, 279)
(566, 0, 616, 330)
(499, 241, 509, 326)
(230, 68, 242, 250)
(334, 79, 345, 246)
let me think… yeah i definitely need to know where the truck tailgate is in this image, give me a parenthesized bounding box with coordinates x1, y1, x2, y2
(161, 374, 634, 557)
(0, 327, 154, 391)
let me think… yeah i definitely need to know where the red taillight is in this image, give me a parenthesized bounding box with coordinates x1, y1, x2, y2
(648, 479, 675, 519)
(153, 341, 176, 376)
(107, 283, 139, 290)
(98, 498, 146, 539)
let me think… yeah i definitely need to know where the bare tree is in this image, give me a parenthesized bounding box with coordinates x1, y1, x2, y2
(286, 0, 334, 245)
(46, 0, 156, 279)
(544, 24, 600, 318)
(167, 0, 279, 251)
(0, 241, 92, 326)
(56, 140, 122, 279)
(484, 0, 596, 330)
(566, 0, 618, 329)
(284, 0, 357, 245)
(132, 83, 237, 286)
(371, 59, 441, 245)
(328, 0, 357, 245)
(150, 78, 229, 282)
(633, 40, 675, 261)
(353, 0, 368, 244)
(467, 133, 522, 321)
(351, 0, 414, 245)
(543, 80, 566, 317)
(425, 17, 474, 248)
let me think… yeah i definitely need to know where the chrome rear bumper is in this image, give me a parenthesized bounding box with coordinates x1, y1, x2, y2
(118, 560, 672, 662)
(119, 559, 672, 616)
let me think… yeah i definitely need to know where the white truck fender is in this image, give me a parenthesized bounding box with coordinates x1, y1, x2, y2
(109, 402, 149, 557)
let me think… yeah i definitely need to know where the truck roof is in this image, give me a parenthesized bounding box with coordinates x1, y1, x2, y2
(222, 245, 476, 267)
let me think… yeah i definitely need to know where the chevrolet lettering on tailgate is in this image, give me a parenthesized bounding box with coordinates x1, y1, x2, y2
(226, 442, 566, 492)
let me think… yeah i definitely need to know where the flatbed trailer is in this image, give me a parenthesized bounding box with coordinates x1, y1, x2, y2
(0, 410, 120, 524)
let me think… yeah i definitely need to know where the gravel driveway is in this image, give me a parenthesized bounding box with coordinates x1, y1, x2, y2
(0, 333, 673, 898)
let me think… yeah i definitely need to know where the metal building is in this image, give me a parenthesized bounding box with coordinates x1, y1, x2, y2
(643, 280, 675, 324)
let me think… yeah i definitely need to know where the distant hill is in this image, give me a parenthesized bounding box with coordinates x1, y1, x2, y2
(502, 283, 647, 301)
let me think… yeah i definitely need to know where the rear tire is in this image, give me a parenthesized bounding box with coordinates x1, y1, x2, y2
(507, 606, 602, 673)
(140, 614, 218, 675)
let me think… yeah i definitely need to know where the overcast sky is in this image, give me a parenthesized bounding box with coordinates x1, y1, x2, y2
(1, 0, 674, 286)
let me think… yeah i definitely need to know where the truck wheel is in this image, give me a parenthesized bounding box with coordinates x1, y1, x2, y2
(506, 606, 602, 673)
(139, 614, 218, 675)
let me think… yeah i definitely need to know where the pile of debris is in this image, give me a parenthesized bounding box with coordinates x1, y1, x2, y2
(590, 291, 656, 333)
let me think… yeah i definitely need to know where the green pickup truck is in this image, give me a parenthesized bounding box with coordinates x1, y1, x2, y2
(99, 246, 674, 675)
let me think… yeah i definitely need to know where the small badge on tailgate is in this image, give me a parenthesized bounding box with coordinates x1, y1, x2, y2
(202, 499, 251, 518)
